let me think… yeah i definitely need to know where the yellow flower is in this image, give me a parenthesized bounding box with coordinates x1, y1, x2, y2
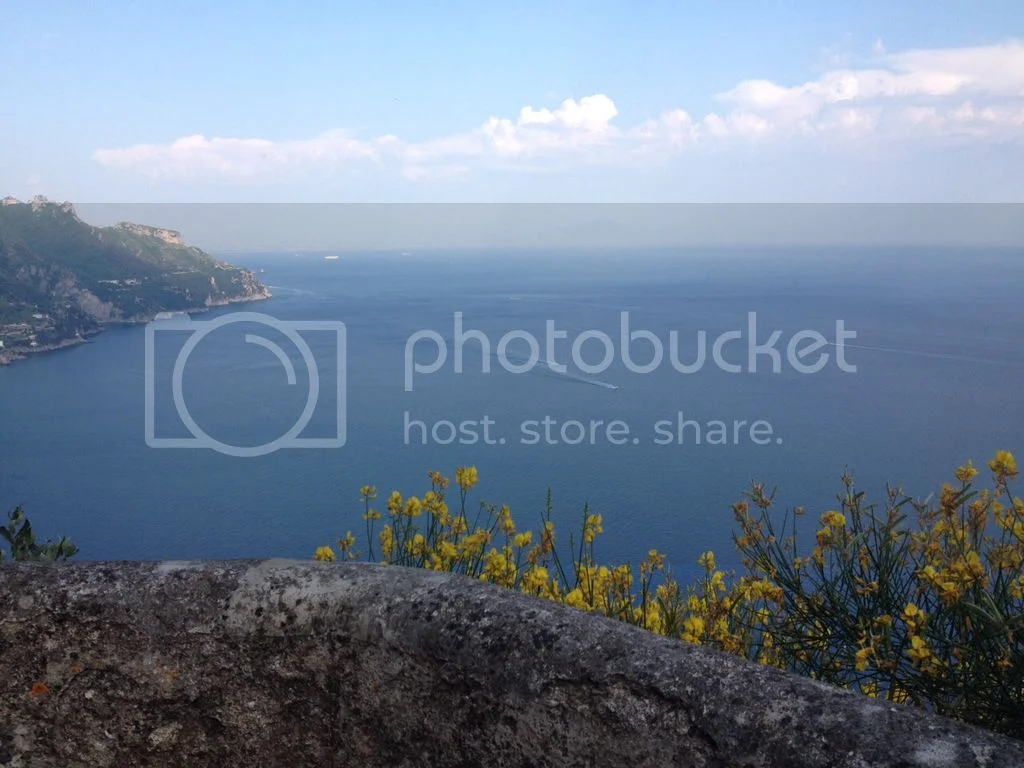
(564, 588, 590, 611)
(436, 541, 457, 565)
(513, 531, 533, 548)
(820, 510, 846, 528)
(902, 603, 923, 622)
(337, 531, 356, 555)
(963, 550, 985, 581)
(646, 550, 666, 570)
(431, 499, 452, 527)
(458, 530, 490, 559)
(635, 602, 665, 634)
(360, 485, 378, 500)
(938, 580, 962, 603)
(583, 514, 604, 544)
(954, 461, 979, 484)
(697, 551, 716, 571)
(540, 520, 556, 554)
(405, 533, 427, 558)
(908, 635, 936, 667)
(656, 581, 679, 604)
(611, 564, 633, 591)
(499, 505, 516, 536)
(380, 525, 396, 558)
(1012, 576, 1024, 601)
(455, 466, 479, 492)
(403, 496, 423, 518)
(522, 566, 549, 594)
(989, 450, 1018, 479)
(855, 580, 879, 597)
(747, 578, 783, 603)
(810, 545, 825, 566)
(387, 491, 403, 516)
(854, 646, 872, 672)
(313, 546, 336, 562)
(682, 616, 705, 644)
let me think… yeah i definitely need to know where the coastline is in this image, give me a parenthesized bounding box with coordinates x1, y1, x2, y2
(0, 292, 271, 366)
(0, 335, 94, 365)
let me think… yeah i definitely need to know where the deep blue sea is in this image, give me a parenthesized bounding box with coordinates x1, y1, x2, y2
(2, 248, 1023, 583)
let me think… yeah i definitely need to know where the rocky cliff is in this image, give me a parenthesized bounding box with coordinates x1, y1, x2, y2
(113, 221, 185, 245)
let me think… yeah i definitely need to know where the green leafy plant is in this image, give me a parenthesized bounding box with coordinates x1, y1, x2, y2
(0, 506, 77, 562)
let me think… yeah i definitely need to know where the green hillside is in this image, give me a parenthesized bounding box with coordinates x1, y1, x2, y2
(0, 196, 269, 360)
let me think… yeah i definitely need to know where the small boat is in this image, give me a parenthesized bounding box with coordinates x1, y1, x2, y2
(324, 255, 340, 261)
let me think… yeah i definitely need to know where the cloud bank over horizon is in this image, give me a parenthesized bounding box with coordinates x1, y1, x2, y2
(93, 41, 1024, 183)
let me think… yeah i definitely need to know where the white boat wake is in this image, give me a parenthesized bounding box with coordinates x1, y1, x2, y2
(827, 341, 1024, 368)
(264, 285, 317, 297)
(497, 353, 619, 390)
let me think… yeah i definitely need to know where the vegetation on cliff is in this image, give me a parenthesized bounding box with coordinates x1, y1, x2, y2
(315, 454, 1024, 740)
(0, 196, 269, 360)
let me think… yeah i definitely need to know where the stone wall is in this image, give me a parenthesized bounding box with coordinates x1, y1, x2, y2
(1, 560, 1021, 767)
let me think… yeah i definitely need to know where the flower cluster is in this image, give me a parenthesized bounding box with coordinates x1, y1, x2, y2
(313, 452, 1024, 740)
(730, 453, 1024, 736)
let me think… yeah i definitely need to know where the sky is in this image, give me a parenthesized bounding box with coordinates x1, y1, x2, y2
(2, 1, 1024, 221)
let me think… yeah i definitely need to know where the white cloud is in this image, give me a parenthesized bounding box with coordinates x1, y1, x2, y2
(93, 131, 380, 178)
(716, 40, 1024, 139)
(437, 94, 621, 160)
(93, 41, 1024, 180)
(701, 111, 773, 139)
(631, 109, 697, 147)
(887, 42, 1024, 96)
(520, 94, 619, 130)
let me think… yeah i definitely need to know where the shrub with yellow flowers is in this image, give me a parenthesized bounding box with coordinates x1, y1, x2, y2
(726, 451, 1023, 738)
(314, 452, 1024, 741)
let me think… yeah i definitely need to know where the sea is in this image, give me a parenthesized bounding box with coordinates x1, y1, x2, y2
(2, 247, 1022, 584)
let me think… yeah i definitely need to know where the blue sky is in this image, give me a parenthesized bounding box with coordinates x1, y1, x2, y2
(2, 1, 1023, 205)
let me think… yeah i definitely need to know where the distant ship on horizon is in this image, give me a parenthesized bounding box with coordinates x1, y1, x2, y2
(324, 255, 340, 260)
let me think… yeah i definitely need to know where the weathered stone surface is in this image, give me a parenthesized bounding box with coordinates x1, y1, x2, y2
(0, 560, 1021, 767)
